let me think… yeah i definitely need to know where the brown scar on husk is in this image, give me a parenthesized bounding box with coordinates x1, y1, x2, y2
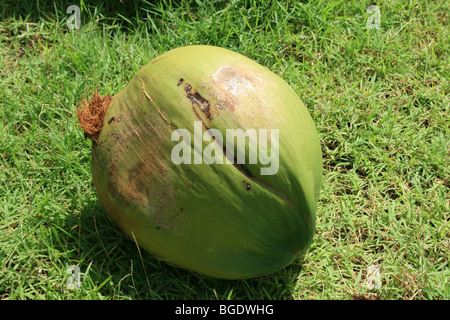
(242, 180, 252, 191)
(140, 79, 172, 128)
(184, 82, 213, 120)
(77, 92, 113, 144)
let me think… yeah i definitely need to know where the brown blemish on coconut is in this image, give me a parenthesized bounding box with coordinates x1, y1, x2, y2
(140, 79, 173, 128)
(242, 180, 252, 191)
(184, 82, 213, 120)
(104, 116, 180, 232)
(210, 66, 258, 114)
(108, 153, 174, 229)
(77, 93, 113, 144)
(108, 115, 122, 124)
(213, 66, 257, 94)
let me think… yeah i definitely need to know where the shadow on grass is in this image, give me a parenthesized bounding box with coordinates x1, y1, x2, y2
(62, 195, 305, 300)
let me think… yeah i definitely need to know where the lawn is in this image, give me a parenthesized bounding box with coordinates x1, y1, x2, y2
(0, 0, 448, 300)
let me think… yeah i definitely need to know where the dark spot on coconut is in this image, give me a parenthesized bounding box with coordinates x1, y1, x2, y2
(304, 215, 310, 224)
(242, 180, 252, 191)
(183, 82, 213, 120)
(177, 78, 184, 86)
(108, 115, 122, 124)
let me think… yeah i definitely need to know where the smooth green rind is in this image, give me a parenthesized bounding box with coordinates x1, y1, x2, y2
(91, 45, 322, 279)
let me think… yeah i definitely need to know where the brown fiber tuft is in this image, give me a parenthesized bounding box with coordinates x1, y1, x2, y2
(77, 93, 113, 144)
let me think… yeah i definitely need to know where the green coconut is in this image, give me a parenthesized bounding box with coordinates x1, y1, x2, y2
(78, 45, 322, 279)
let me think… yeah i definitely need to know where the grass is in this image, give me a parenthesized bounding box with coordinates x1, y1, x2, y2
(0, 0, 448, 300)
